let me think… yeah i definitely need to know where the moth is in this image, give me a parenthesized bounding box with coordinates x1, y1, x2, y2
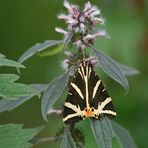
(63, 60, 116, 124)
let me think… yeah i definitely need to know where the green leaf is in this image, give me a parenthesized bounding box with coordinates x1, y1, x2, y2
(0, 74, 20, 83)
(18, 40, 63, 64)
(95, 50, 129, 91)
(38, 43, 63, 57)
(30, 84, 48, 92)
(0, 84, 47, 112)
(60, 127, 76, 148)
(117, 62, 139, 76)
(0, 53, 5, 57)
(0, 124, 44, 148)
(41, 73, 69, 120)
(0, 83, 39, 99)
(0, 74, 40, 99)
(90, 117, 114, 148)
(111, 121, 137, 148)
(0, 96, 33, 112)
(0, 53, 25, 68)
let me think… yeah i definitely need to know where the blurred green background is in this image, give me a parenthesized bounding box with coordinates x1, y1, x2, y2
(0, 0, 148, 147)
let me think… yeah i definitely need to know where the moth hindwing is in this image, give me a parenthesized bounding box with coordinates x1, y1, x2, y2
(63, 60, 116, 124)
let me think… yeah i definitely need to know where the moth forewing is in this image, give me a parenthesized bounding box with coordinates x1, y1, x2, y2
(62, 60, 116, 124)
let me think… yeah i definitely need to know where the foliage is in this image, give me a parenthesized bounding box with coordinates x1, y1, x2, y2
(0, 84, 47, 112)
(0, 54, 45, 147)
(91, 118, 114, 148)
(18, 40, 63, 64)
(94, 49, 129, 91)
(60, 126, 77, 148)
(0, 74, 40, 99)
(0, 53, 24, 68)
(0, 124, 44, 148)
(41, 73, 69, 120)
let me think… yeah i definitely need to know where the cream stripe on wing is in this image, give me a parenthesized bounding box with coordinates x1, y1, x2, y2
(80, 64, 90, 108)
(99, 97, 112, 110)
(94, 97, 115, 116)
(78, 68, 83, 79)
(71, 82, 84, 100)
(63, 102, 84, 122)
(64, 102, 81, 113)
(88, 67, 92, 78)
(68, 92, 73, 95)
(85, 64, 89, 108)
(92, 80, 101, 99)
(63, 113, 80, 122)
(101, 110, 117, 116)
(101, 88, 106, 92)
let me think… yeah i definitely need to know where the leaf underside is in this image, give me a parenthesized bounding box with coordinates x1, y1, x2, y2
(91, 117, 114, 148)
(95, 50, 129, 92)
(60, 127, 76, 148)
(18, 40, 63, 64)
(41, 73, 69, 120)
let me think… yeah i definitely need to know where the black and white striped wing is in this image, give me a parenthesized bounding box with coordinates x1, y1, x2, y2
(62, 64, 86, 124)
(63, 61, 116, 124)
(89, 66, 116, 119)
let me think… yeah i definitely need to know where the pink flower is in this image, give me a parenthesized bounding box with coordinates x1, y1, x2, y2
(64, 1, 79, 18)
(75, 40, 86, 49)
(55, 27, 68, 35)
(61, 59, 70, 70)
(83, 1, 100, 18)
(83, 30, 107, 43)
(55, 27, 70, 40)
(83, 1, 92, 12)
(55, 1, 108, 50)
(63, 0, 71, 11)
(71, 5, 80, 18)
(57, 1, 104, 34)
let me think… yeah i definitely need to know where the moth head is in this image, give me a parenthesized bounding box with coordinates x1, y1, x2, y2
(83, 107, 98, 118)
